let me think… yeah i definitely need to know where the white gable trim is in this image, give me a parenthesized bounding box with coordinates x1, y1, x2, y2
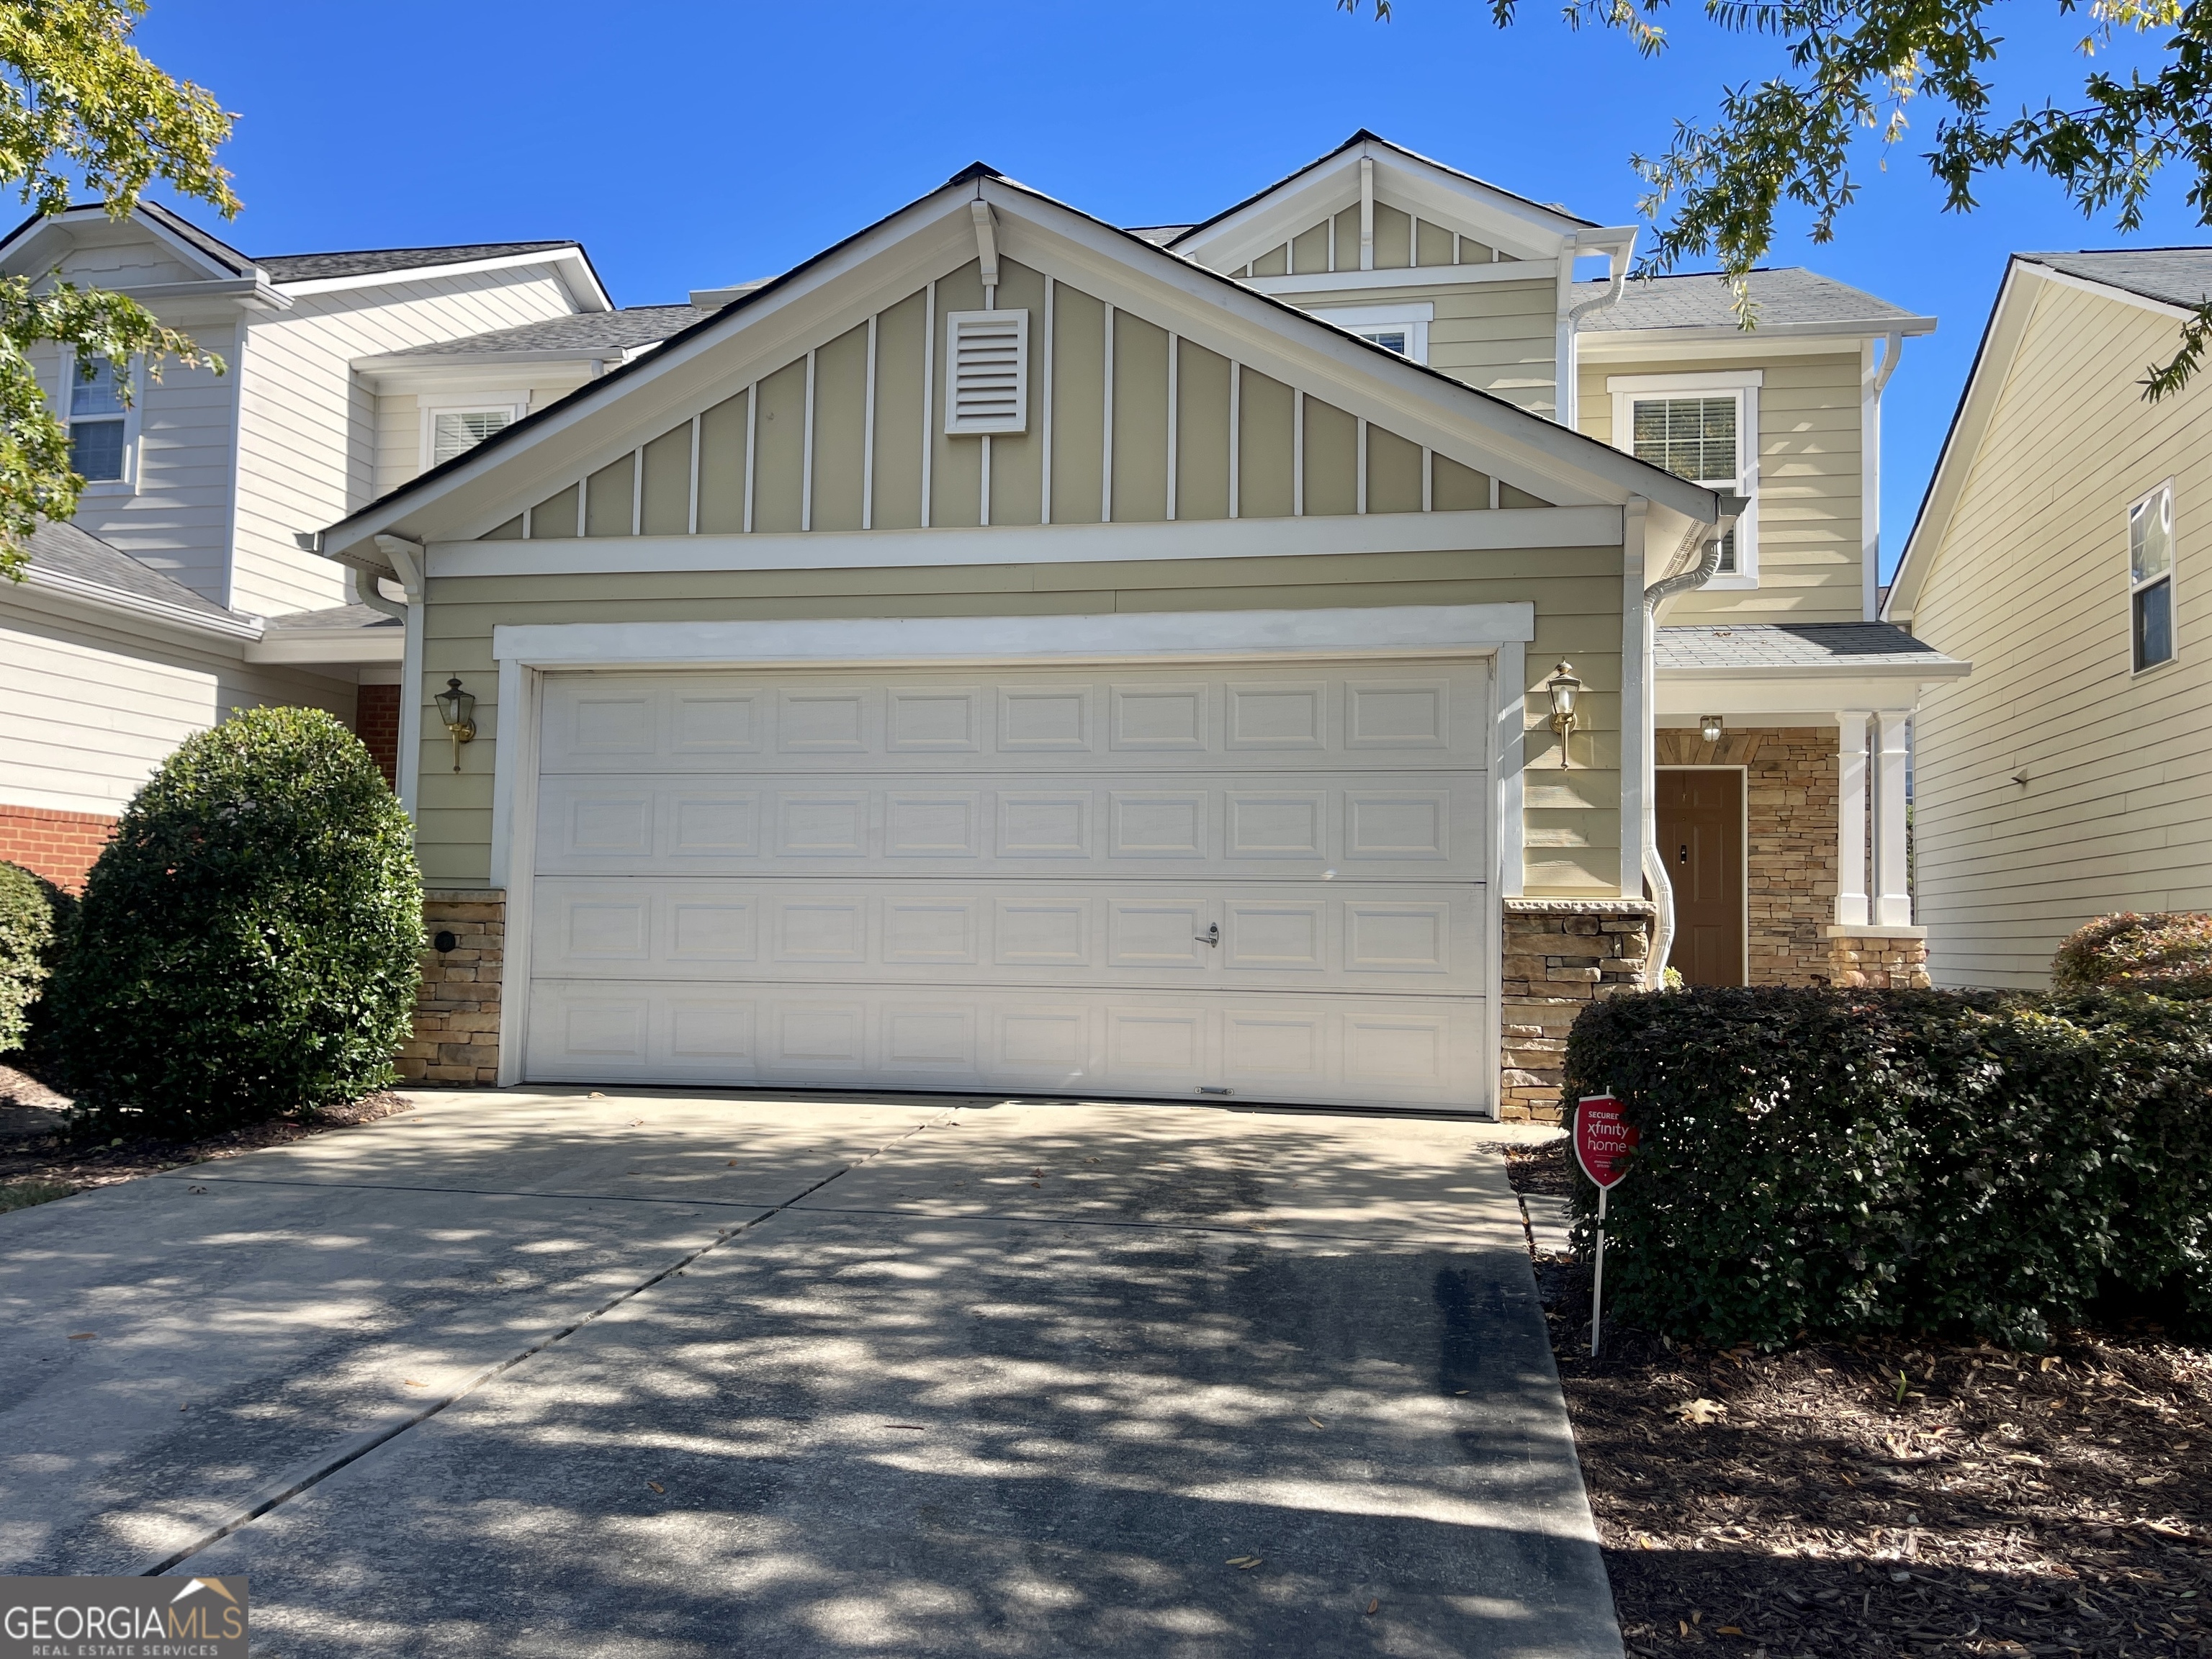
(274, 248, 612, 310)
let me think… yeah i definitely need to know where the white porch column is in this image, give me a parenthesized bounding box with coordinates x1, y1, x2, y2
(1872, 710, 1912, 926)
(1835, 710, 1871, 927)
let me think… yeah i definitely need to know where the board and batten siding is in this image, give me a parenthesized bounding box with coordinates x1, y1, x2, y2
(405, 546, 1628, 897)
(1578, 353, 1863, 623)
(375, 374, 597, 500)
(230, 266, 582, 617)
(1908, 279, 2212, 989)
(1287, 279, 1561, 421)
(0, 590, 355, 815)
(480, 258, 1523, 545)
(1220, 204, 1506, 277)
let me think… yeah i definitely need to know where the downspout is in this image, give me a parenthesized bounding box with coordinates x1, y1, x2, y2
(374, 534, 428, 818)
(347, 563, 407, 621)
(1560, 234, 1632, 430)
(1861, 331, 1905, 621)
(1639, 505, 1735, 983)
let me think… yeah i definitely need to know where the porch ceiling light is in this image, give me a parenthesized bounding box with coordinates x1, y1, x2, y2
(433, 675, 477, 772)
(1701, 713, 1725, 745)
(1546, 660, 1583, 768)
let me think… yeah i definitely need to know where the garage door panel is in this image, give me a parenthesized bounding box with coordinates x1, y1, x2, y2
(524, 980, 1479, 1105)
(539, 665, 1491, 775)
(536, 773, 1485, 879)
(534, 878, 1480, 993)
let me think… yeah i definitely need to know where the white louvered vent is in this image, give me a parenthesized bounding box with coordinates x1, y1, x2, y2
(944, 308, 1029, 436)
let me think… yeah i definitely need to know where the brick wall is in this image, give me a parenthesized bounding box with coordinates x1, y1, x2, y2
(1657, 725, 1840, 986)
(0, 805, 117, 891)
(403, 889, 505, 1086)
(1500, 899, 1653, 1123)
(356, 683, 400, 788)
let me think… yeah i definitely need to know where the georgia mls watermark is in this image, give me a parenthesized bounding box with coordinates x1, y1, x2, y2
(1, 1576, 246, 1658)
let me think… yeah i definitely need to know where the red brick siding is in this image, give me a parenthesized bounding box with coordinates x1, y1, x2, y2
(356, 683, 400, 788)
(0, 805, 117, 891)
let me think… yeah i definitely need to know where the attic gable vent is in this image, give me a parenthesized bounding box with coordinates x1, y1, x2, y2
(944, 308, 1028, 435)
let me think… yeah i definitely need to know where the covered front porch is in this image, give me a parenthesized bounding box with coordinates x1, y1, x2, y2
(1652, 622, 1971, 989)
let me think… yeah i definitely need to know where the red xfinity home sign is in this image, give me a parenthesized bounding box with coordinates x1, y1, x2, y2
(1573, 1095, 1637, 1189)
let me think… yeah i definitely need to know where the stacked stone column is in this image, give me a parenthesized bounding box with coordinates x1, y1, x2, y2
(1499, 899, 1654, 1123)
(402, 889, 506, 1085)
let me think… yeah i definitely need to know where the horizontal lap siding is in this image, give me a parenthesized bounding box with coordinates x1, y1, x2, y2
(1578, 353, 1863, 623)
(235, 268, 579, 616)
(1290, 279, 1559, 418)
(1909, 281, 2212, 988)
(409, 547, 1627, 896)
(0, 591, 356, 815)
(375, 373, 595, 500)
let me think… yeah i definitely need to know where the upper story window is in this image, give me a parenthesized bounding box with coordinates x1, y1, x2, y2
(2130, 482, 2175, 672)
(1609, 371, 1763, 588)
(421, 393, 528, 471)
(68, 355, 132, 485)
(1308, 302, 1432, 366)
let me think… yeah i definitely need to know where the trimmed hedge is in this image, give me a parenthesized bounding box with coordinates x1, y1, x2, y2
(0, 860, 73, 1054)
(46, 707, 421, 1133)
(2053, 911, 2212, 999)
(1562, 985, 2212, 1349)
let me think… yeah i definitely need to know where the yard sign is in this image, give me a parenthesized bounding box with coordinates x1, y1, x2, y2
(1574, 1094, 1637, 1358)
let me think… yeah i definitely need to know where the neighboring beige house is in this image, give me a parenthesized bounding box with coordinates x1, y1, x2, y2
(313, 134, 1964, 1116)
(0, 202, 712, 885)
(1887, 248, 2212, 988)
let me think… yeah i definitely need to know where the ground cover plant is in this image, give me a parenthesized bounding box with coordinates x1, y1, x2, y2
(1562, 985, 2212, 1350)
(1508, 1141, 2210, 1659)
(44, 706, 421, 1133)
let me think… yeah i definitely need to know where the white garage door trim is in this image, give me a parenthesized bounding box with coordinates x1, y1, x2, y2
(487, 604, 1532, 1112)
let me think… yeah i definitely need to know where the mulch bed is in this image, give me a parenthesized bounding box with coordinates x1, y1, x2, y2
(1507, 1139, 2212, 1658)
(0, 1060, 413, 1198)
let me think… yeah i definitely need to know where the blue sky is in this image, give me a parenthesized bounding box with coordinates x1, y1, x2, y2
(137, 0, 2205, 577)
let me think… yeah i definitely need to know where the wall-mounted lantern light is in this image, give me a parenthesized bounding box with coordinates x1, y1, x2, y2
(1700, 712, 1725, 745)
(433, 675, 477, 772)
(1546, 660, 1583, 768)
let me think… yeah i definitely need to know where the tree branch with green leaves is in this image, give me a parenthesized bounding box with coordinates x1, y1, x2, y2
(0, 0, 236, 581)
(1342, 0, 2212, 397)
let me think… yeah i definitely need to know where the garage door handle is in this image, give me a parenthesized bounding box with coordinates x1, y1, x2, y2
(1196, 922, 1220, 948)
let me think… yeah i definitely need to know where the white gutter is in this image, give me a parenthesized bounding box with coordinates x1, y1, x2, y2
(23, 565, 263, 641)
(1639, 500, 1740, 981)
(1560, 228, 1636, 429)
(375, 534, 428, 817)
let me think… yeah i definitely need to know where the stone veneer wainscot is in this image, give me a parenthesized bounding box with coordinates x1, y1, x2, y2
(405, 889, 505, 1086)
(1499, 898, 1655, 1123)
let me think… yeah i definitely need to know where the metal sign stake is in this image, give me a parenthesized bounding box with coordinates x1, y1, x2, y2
(1590, 1184, 1607, 1359)
(1573, 1093, 1635, 1364)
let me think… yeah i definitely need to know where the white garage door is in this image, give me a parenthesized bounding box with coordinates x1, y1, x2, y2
(522, 660, 1494, 1108)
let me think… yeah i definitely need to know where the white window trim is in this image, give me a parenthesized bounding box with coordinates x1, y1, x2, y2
(60, 346, 141, 494)
(1609, 372, 1762, 588)
(1308, 301, 1434, 365)
(419, 390, 530, 470)
(2128, 478, 2178, 675)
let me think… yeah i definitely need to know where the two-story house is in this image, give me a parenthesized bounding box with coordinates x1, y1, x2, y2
(1887, 248, 2212, 986)
(0, 202, 710, 884)
(300, 132, 1964, 1115)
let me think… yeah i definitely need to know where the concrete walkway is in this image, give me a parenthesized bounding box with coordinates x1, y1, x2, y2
(1, 1089, 1619, 1658)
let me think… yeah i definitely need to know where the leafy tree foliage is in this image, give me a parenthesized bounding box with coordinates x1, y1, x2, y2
(0, 857, 71, 1053)
(1343, 0, 2212, 394)
(0, 0, 237, 580)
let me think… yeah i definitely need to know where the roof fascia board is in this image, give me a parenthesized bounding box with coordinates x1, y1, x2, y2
(1579, 315, 1938, 351)
(354, 356, 617, 394)
(1885, 261, 2041, 622)
(274, 247, 611, 309)
(431, 505, 1627, 581)
(1578, 330, 1919, 364)
(21, 563, 262, 640)
(2019, 258, 2200, 321)
(243, 629, 403, 664)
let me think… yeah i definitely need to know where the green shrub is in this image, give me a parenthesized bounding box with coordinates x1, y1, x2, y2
(1563, 985, 2212, 1349)
(0, 860, 73, 1054)
(47, 707, 421, 1133)
(2053, 911, 2212, 999)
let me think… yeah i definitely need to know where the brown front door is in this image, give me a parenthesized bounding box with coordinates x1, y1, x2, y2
(1656, 769, 1745, 986)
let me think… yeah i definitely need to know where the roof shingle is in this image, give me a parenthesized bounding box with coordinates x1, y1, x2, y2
(2019, 248, 2212, 311)
(1571, 267, 1930, 333)
(369, 304, 698, 359)
(1655, 621, 1958, 670)
(256, 241, 577, 283)
(22, 520, 241, 621)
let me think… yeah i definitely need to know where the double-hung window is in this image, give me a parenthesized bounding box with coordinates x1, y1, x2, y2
(1609, 371, 1762, 585)
(66, 354, 133, 485)
(2130, 482, 2176, 672)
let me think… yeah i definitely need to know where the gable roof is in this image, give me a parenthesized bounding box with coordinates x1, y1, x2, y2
(319, 159, 1721, 562)
(1571, 268, 1936, 338)
(256, 240, 579, 284)
(19, 519, 259, 636)
(1885, 248, 2203, 624)
(357, 303, 698, 365)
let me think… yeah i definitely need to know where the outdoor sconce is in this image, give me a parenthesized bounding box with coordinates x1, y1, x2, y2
(433, 675, 477, 772)
(1700, 712, 1725, 745)
(1546, 660, 1583, 768)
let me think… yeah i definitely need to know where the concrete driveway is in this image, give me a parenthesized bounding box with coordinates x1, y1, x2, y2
(0, 1089, 1617, 1658)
